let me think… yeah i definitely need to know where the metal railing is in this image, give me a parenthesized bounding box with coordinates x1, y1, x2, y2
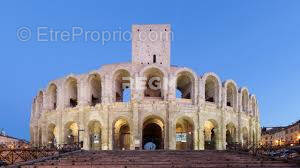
(0, 143, 81, 166)
(226, 142, 300, 165)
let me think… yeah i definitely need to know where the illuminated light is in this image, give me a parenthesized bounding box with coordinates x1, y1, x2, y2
(297, 135, 300, 140)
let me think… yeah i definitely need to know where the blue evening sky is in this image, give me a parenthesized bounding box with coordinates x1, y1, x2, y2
(0, 0, 299, 140)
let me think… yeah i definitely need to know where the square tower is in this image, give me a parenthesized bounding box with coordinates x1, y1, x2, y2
(132, 24, 171, 67)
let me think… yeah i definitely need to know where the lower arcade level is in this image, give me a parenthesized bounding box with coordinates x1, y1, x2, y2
(31, 100, 260, 150)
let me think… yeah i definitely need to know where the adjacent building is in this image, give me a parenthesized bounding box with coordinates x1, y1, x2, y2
(261, 120, 300, 147)
(0, 132, 29, 149)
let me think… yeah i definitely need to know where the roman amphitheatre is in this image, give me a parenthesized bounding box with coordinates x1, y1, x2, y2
(30, 24, 261, 151)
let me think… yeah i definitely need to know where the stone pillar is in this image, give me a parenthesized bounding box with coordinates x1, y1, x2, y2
(168, 119, 176, 150)
(132, 101, 140, 150)
(102, 124, 109, 150)
(221, 86, 226, 109)
(198, 125, 204, 150)
(168, 102, 176, 150)
(193, 128, 198, 150)
(78, 76, 89, 106)
(168, 74, 176, 100)
(41, 123, 47, 146)
(216, 127, 224, 150)
(83, 129, 89, 150)
(197, 110, 204, 149)
(219, 112, 226, 150)
(102, 75, 112, 104)
(56, 83, 64, 145)
(102, 105, 110, 150)
(198, 78, 204, 105)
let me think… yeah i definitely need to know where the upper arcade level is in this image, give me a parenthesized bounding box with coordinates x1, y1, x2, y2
(30, 63, 259, 122)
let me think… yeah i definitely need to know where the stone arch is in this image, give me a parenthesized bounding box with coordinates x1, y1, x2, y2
(224, 80, 238, 109)
(204, 119, 219, 150)
(113, 69, 131, 102)
(202, 72, 221, 105)
(142, 115, 165, 150)
(175, 69, 197, 100)
(242, 127, 249, 147)
(88, 73, 102, 106)
(226, 122, 237, 148)
(142, 67, 166, 99)
(47, 83, 57, 110)
(175, 116, 194, 150)
(113, 117, 131, 150)
(240, 87, 249, 112)
(36, 91, 44, 119)
(65, 77, 78, 108)
(87, 120, 102, 150)
(64, 121, 78, 144)
(47, 123, 57, 147)
(250, 95, 257, 116)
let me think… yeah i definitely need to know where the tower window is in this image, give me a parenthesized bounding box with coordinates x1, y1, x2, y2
(153, 55, 156, 63)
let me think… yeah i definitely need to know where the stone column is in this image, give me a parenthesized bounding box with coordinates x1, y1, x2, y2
(198, 78, 204, 105)
(168, 102, 176, 150)
(56, 82, 64, 145)
(167, 74, 176, 100)
(219, 112, 226, 150)
(78, 76, 89, 106)
(132, 101, 140, 149)
(102, 75, 112, 104)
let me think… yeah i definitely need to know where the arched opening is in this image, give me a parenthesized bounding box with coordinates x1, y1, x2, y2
(175, 117, 194, 150)
(226, 83, 237, 107)
(64, 122, 78, 145)
(142, 116, 164, 150)
(176, 72, 193, 99)
(66, 78, 78, 108)
(242, 90, 249, 112)
(242, 127, 249, 147)
(204, 120, 218, 150)
(114, 70, 131, 102)
(113, 118, 131, 150)
(89, 74, 102, 106)
(48, 84, 57, 110)
(88, 120, 102, 150)
(205, 76, 218, 103)
(47, 124, 57, 148)
(153, 54, 156, 63)
(226, 123, 237, 148)
(143, 68, 164, 98)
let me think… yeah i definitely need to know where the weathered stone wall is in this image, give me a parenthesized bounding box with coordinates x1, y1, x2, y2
(29, 24, 260, 150)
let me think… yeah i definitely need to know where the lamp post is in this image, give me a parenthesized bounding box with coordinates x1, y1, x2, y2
(78, 129, 85, 148)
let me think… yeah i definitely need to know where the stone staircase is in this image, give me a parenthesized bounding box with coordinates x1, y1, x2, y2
(21, 150, 298, 168)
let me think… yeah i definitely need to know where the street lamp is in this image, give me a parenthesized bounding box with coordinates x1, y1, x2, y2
(77, 129, 85, 148)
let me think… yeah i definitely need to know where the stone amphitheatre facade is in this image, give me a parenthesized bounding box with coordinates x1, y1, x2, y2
(30, 24, 261, 151)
